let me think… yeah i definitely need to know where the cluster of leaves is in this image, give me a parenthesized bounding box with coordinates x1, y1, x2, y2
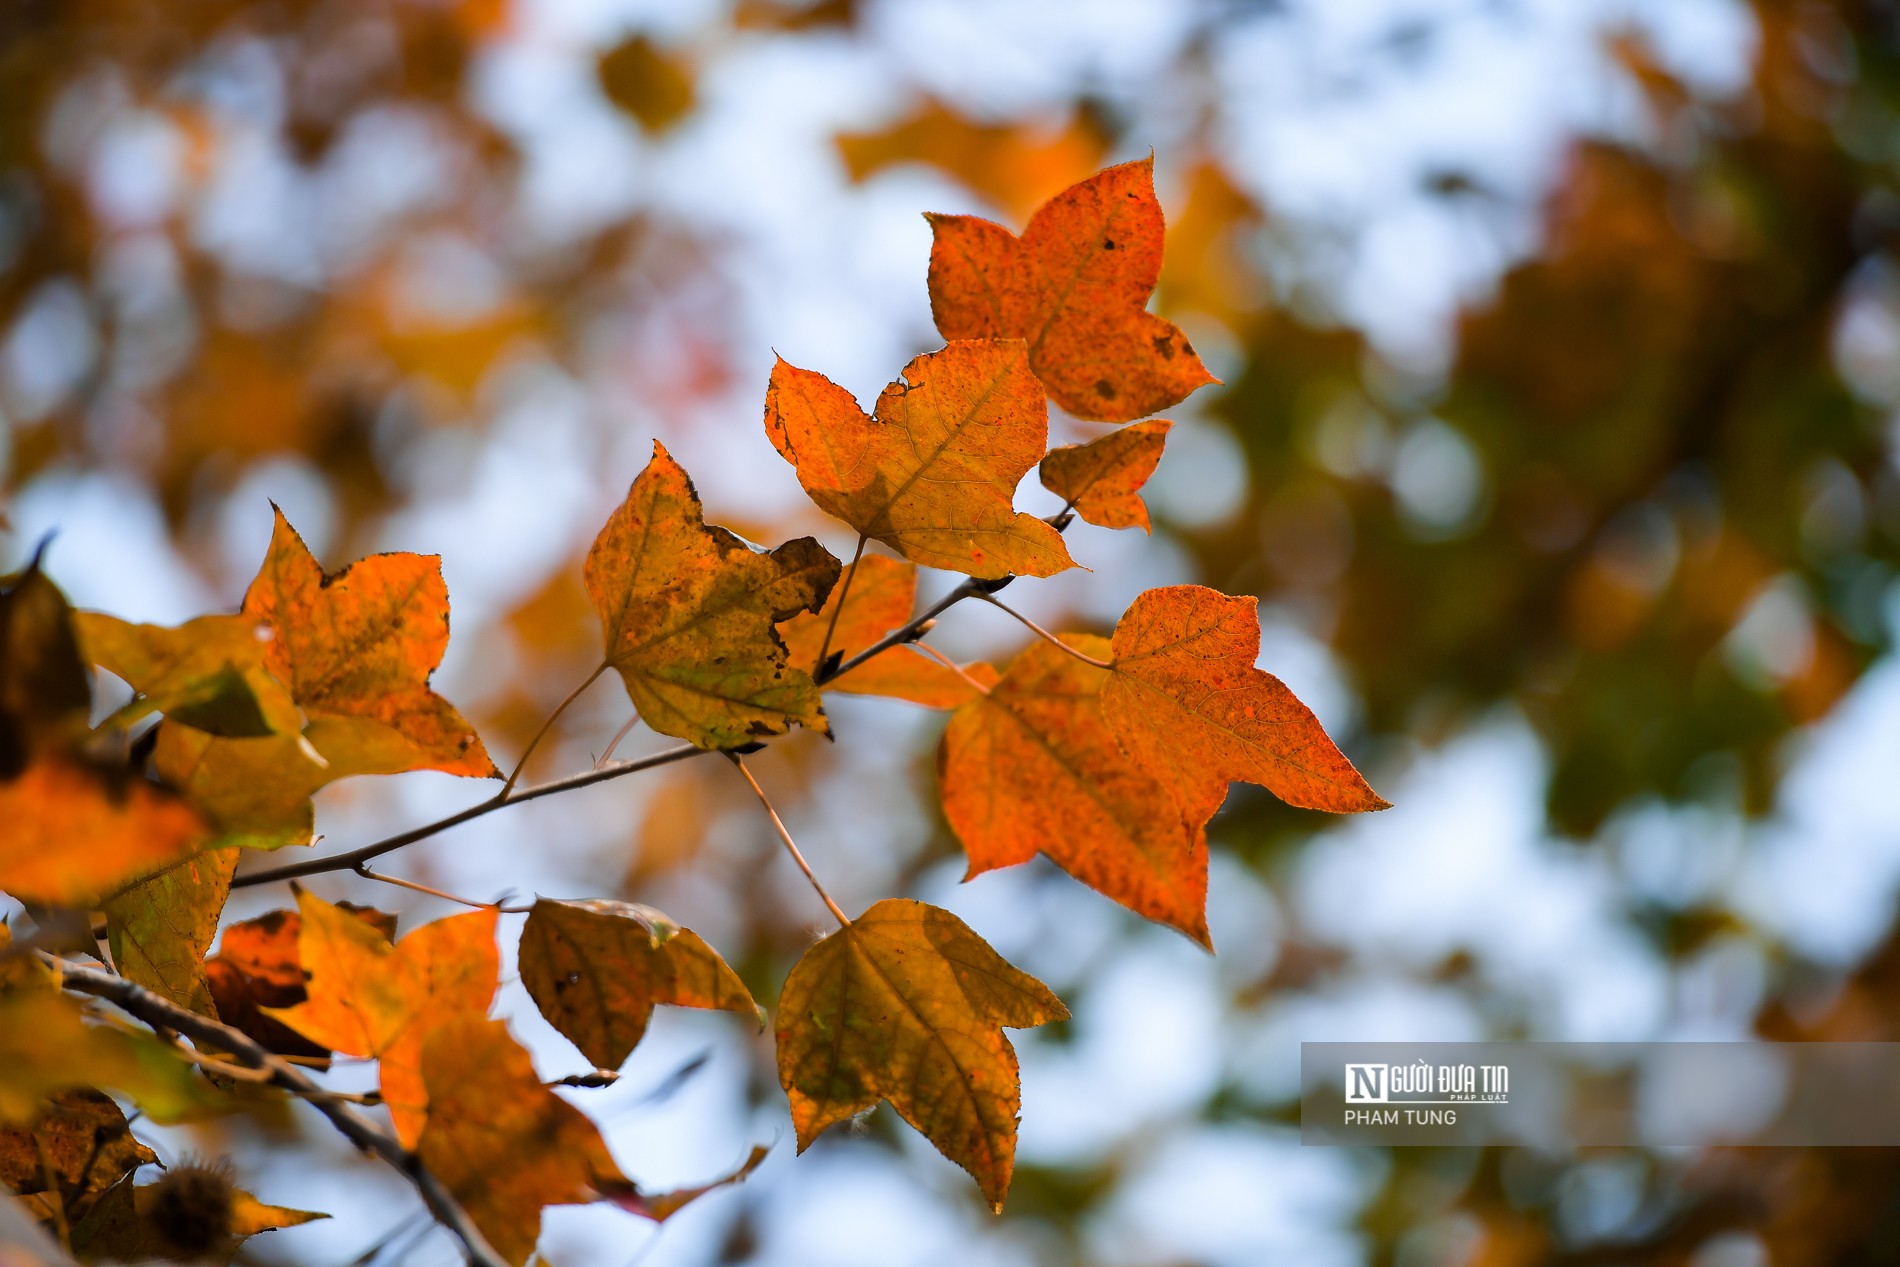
(1, 158, 1385, 1261)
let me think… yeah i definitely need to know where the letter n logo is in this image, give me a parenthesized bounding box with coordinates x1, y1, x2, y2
(1345, 1064, 1387, 1103)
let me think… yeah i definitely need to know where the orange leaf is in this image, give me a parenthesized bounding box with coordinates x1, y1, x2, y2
(764, 340, 1075, 579)
(518, 899, 760, 1071)
(1039, 419, 1171, 532)
(417, 1016, 627, 1266)
(939, 636, 1209, 945)
(778, 555, 995, 708)
(266, 891, 498, 1147)
(1103, 585, 1388, 815)
(243, 506, 496, 780)
(0, 759, 212, 908)
(925, 157, 1218, 423)
(585, 441, 839, 750)
(775, 898, 1067, 1211)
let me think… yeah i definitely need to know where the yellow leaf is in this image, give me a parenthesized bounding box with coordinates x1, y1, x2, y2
(585, 441, 839, 750)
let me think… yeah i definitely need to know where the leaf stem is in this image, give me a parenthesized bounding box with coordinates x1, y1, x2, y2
(52, 959, 509, 1267)
(233, 743, 707, 889)
(972, 594, 1114, 669)
(726, 754, 850, 927)
(903, 641, 992, 697)
(812, 534, 868, 678)
(500, 662, 608, 798)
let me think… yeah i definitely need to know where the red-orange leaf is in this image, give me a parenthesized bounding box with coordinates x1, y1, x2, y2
(266, 891, 498, 1146)
(775, 898, 1068, 1211)
(1039, 419, 1171, 532)
(926, 157, 1218, 422)
(938, 636, 1210, 945)
(1103, 585, 1388, 816)
(778, 555, 995, 708)
(764, 340, 1074, 579)
(586, 441, 839, 750)
(243, 506, 496, 780)
(206, 905, 397, 1058)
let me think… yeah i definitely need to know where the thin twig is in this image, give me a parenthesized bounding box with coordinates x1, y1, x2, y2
(501, 663, 608, 797)
(233, 743, 706, 889)
(595, 714, 642, 768)
(972, 593, 1113, 669)
(52, 959, 508, 1267)
(549, 1069, 620, 1090)
(902, 641, 992, 696)
(726, 755, 850, 927)
(354, 866, 531, 914)
(812, 534, 867, 676)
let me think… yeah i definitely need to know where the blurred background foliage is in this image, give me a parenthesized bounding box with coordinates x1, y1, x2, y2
(9, 0, 1900, 1263)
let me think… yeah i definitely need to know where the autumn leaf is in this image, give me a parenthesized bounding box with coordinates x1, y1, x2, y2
(938, 636, 1210, 945)
(417, 1016, 628, 1266)
(266, 891, 497, 1146)
(778, 555, 996, 708)
(597, 35, 696, 133)
(103, 849, 240, 1017)
(0, 760, 213, 908)
(519, 899, 760, 1071)
(152, 726, 321, 851)
(0, 992, 214, 1125)
(1103, 585, 1388, 816)
(0, 559, 213, 907)
(775, 898, 1067, 1211)
(586, 441, 839, 750)
(610, 1145, 769, 1221)
(925, 157, 1218, 423)
(242, 506, 495, 780)
(0, 1090, 155, 1208)
(764, 340, 1075, 579)
(0, 549, 92, 765)
(205, 905, 396, 1058)
(77, 612, 302, 739)
(1039, 419, 1171, 532)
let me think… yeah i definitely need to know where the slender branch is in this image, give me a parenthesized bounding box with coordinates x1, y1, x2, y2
(726, 755, 849, 927)
(234, 744, 707, 889)
(501, 663, 608, 797)
(549, 1069, 620, 1090)
(902, 641, 992, 696)
(813, 534, 867, 677)
(596, 714, 643, 768)
(53, 960, 508, 1267)
(972, 593, 1113, 669)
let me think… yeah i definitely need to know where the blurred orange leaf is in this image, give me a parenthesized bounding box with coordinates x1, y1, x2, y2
(586, 441, 840, 750)
(765, 340, 1073, 579)
(417, 1016, 628, 1266)
(597, 36, 697, 133)
(0, 759, 212, 908)
(926, 158, 1217, 422)
(837, 98, 1107, 221)
(267, 891, 498, 1147)
(775, 898, 1067, 1211)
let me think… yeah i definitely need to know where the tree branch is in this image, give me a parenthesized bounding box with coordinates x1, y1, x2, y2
(52, 960, 508, 1267)
(233, 743, 706, 889)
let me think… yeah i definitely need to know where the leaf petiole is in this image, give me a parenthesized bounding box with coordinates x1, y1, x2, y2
(971, 593, 1114, 670)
